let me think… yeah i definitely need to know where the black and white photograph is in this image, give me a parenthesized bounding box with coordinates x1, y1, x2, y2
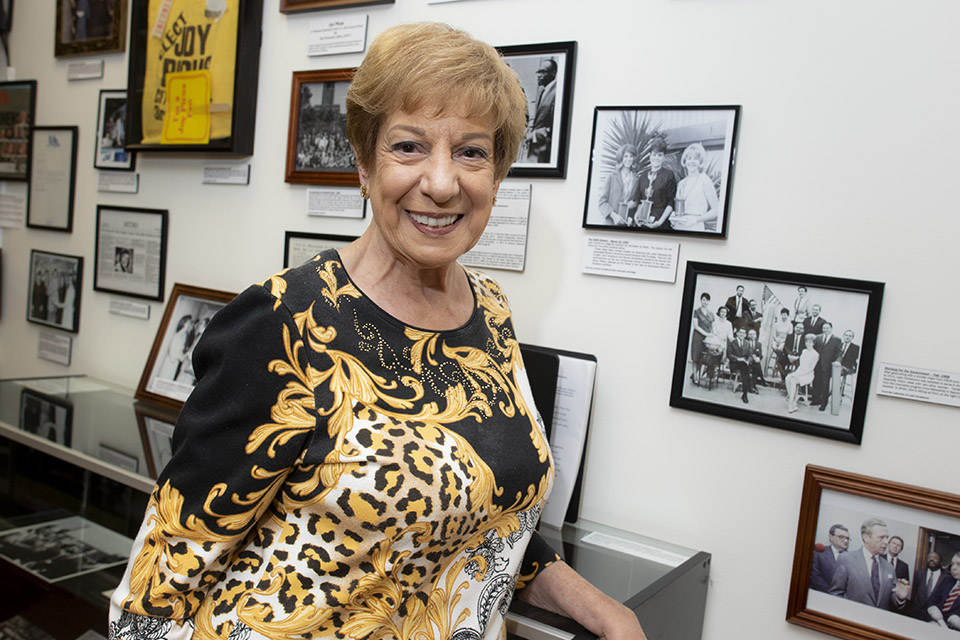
(0, 80, 36, 181)
(18, 389, 72, 447)
(93, 205, 168, 301)
(284, 231, 357, 269)
(788, 465, 960, 640)
(0, 515, 131, 583)
(54, 0, 126, 57)
(498, 41, 576, 179)
(669, 262, 883, 444)
(27, 126, 78, 232)
(136, 283, 235, 411)
(26, 250, 83, 334)
(582, 105, 740, 238)
(94, 89, 134, 171)
(285, 68, 359, 186)
(135, 401, 177, 479)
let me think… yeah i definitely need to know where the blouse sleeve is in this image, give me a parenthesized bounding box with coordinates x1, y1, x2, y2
(110, 284, 321, 636)
(516, 530, 561, 591)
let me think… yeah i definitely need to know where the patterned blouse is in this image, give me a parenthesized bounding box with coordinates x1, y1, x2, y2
(109, 251, 558, 640)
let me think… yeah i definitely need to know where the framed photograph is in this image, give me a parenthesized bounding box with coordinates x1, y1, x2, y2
(280, 0, 394, 11)
(19, 388, 73, 447)
(94, 89, 135, 171)
(55, 0, 127, 57)
(285, 68, 358, 185)
(125, 0, 263, 155)
(668, 262, 884, 444)
(0, 80, 36, 181)
(134, 401, 178, 479)
(27, 126, 78, 232)
(787, 464, 960, 640)
(93, 205, 168, 301)
(284, 231, 357, 269)
(135, 283, 235, 411)
(26, 250, 83, 334)
(498, 41, 576, 179)
(582, 105, 741, 238)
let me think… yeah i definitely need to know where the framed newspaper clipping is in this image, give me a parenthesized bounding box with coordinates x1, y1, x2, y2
(93, 205, 168, 301)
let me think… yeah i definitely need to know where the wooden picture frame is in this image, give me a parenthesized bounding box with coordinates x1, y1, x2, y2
(0, 80, 36, 181)
(279, 0, 394, 12)
(582, 105, 741, 238)
(27, 126, 78, 232)
(135, 283, 235, 411)
(497, 41, 577, 179)
(94, 89, 135, 171)
(55, 0, 127, 57)
(284, 231, 357, 269)
(669, 262, 884, 444)
(26, 250, 83, 333)
(285, 68, 358, 186)
(125, 0, 263, 155)
(134, 401, 179, 479)
(93, 205, 168, 301)
(788, 465, 960, 639)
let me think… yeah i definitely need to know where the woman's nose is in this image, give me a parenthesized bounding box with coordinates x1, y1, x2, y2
(420, 153, 460, 203)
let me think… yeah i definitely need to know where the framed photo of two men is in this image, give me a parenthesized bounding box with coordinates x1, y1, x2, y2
(668, 262, 884, 444)
(582, 105, 740, 238)
(788, 465, 960, 640)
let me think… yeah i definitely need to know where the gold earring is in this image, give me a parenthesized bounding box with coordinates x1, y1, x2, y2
(492, 194, 498, 206)
(360, 184, 368, 199)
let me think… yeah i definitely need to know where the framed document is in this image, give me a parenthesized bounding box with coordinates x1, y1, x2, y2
(0, 80, 36, 181)
(283, 231, 356, 269)
(26, 250, 83, 333)
(94, 89, 135, 171)
(280, 0, 394, 12)
(93, 205, 168, 301)
(285, 68, 358, 185)
(136, 283, 235, 411)
(27, 126, 78, 232)
(125, 0, 263, 155)
(55, 0, 127, 57)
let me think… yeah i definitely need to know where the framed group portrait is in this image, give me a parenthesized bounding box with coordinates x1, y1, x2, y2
(668, 262, 884, 444)
(55, 0, 127, 57)
(582, 105, 741, 238)
(94, 89, 135, 171)
(788, 465, 960, 640)
(27, 126, 78, 232)
(284, 231, 357, 269)
(125, 0, 263, 154)
(0, 80, 36, 181)
(497, 40, 577, 179)
(135, 283, 235, 411)
(135, 401, 178, 479)
(279, 0, 394, 11)
(93, 205, 168, 301)
(26, 250, 84, 334)
(285, 68, 357, 186)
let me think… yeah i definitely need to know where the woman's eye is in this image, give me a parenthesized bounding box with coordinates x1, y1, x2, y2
(393, 142, 419, 154)
(459, 147, 488, 160)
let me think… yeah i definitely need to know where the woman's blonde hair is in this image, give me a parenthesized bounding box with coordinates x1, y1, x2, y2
(346, 22, 528, 181)
(681, 142, 707, 170)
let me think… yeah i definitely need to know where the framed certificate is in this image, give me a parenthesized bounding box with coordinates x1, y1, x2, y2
(93, 205, 168, 301)
(27, 126, 78, 232)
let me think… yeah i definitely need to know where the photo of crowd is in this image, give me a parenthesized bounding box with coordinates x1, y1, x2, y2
(0, 109, 31, 178)
(26, 250, 83, 333)
(294, 80, 355, 173)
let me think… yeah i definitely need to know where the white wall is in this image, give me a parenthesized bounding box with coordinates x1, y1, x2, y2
(2, 1, 958, 638)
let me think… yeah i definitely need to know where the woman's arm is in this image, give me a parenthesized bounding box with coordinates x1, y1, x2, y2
(518, 560, 647, 639)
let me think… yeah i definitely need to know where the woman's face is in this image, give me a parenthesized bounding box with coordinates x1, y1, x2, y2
(649, 150, 664, 172)
(684, 153, 702, 173)
(623, 150, 636, 169)
(359, 108, 499, 270)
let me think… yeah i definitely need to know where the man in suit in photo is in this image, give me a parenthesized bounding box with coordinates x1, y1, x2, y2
(745, 328, 767, 388)
(523, 58, 557, 163)
(927, 552, 960, 629)
(725, 285, 748, 331)
(839, 329, 860, 376)
(811, 524, 850, 592)
(885, 536, 910, 582)
(803, 304, 827, 336)
(727, 327, 755, 403)
(813, 322, 843, 411)
(745, 299, 763, 335)
(792, 285, 812, 325)
(829, 517, 909, 610)
(778, 322, 807, 381)
(911, 551, 952, 620)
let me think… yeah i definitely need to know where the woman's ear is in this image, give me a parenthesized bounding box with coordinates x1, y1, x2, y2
(352, 145, 369, 185)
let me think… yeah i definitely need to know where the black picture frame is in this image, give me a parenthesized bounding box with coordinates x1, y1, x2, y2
(279, 0, 393, 11)
(26, 250, 84, 334)
(134, 401, 178, 479)
(285, 68, 357, 185)
(54, 0, 127, 57)
(582, 105, 741, 238)
(0, 80, 36, 181)
(284, 231, 357, 269)
(94, 89, 135, 171)
(497, 40, 577, 179)
(669, 261, 884, 444)
(27, 126, 78, 232)
(787, 465, 960, 640)
(93, 205, 168, 301)
(125, 0, 263, 155)
(19, 388, 73, 447)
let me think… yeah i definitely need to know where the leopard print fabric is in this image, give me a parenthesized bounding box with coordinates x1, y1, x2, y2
(109, 251, 558, 640)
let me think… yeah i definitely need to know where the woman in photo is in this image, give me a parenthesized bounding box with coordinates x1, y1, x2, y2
(155, 314, 194, 381)
(785, 334, 820, 413)
(712, 305, 734, 361)
(672, 142, 719, 232)
(109, 23, 646, 640)
(597, 143, 639, 226)
(690, 292, 714, 384)
(635, 136, 677, 229)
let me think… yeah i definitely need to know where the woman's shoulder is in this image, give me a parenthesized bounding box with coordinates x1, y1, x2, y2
(464, 267, 510, 308)
(253, 248, 354, 312)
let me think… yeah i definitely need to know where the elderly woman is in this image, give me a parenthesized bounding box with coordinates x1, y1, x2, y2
(108, 23, 645, 640)
(597, 143, 639, 225)
(671, 142, 719, 232)
(785, 334, 820, 412)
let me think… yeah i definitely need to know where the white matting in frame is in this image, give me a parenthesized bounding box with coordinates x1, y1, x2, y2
(93, 205, 168, 301)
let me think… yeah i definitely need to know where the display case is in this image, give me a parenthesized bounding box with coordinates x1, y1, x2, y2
(0, 376, 710, 640)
